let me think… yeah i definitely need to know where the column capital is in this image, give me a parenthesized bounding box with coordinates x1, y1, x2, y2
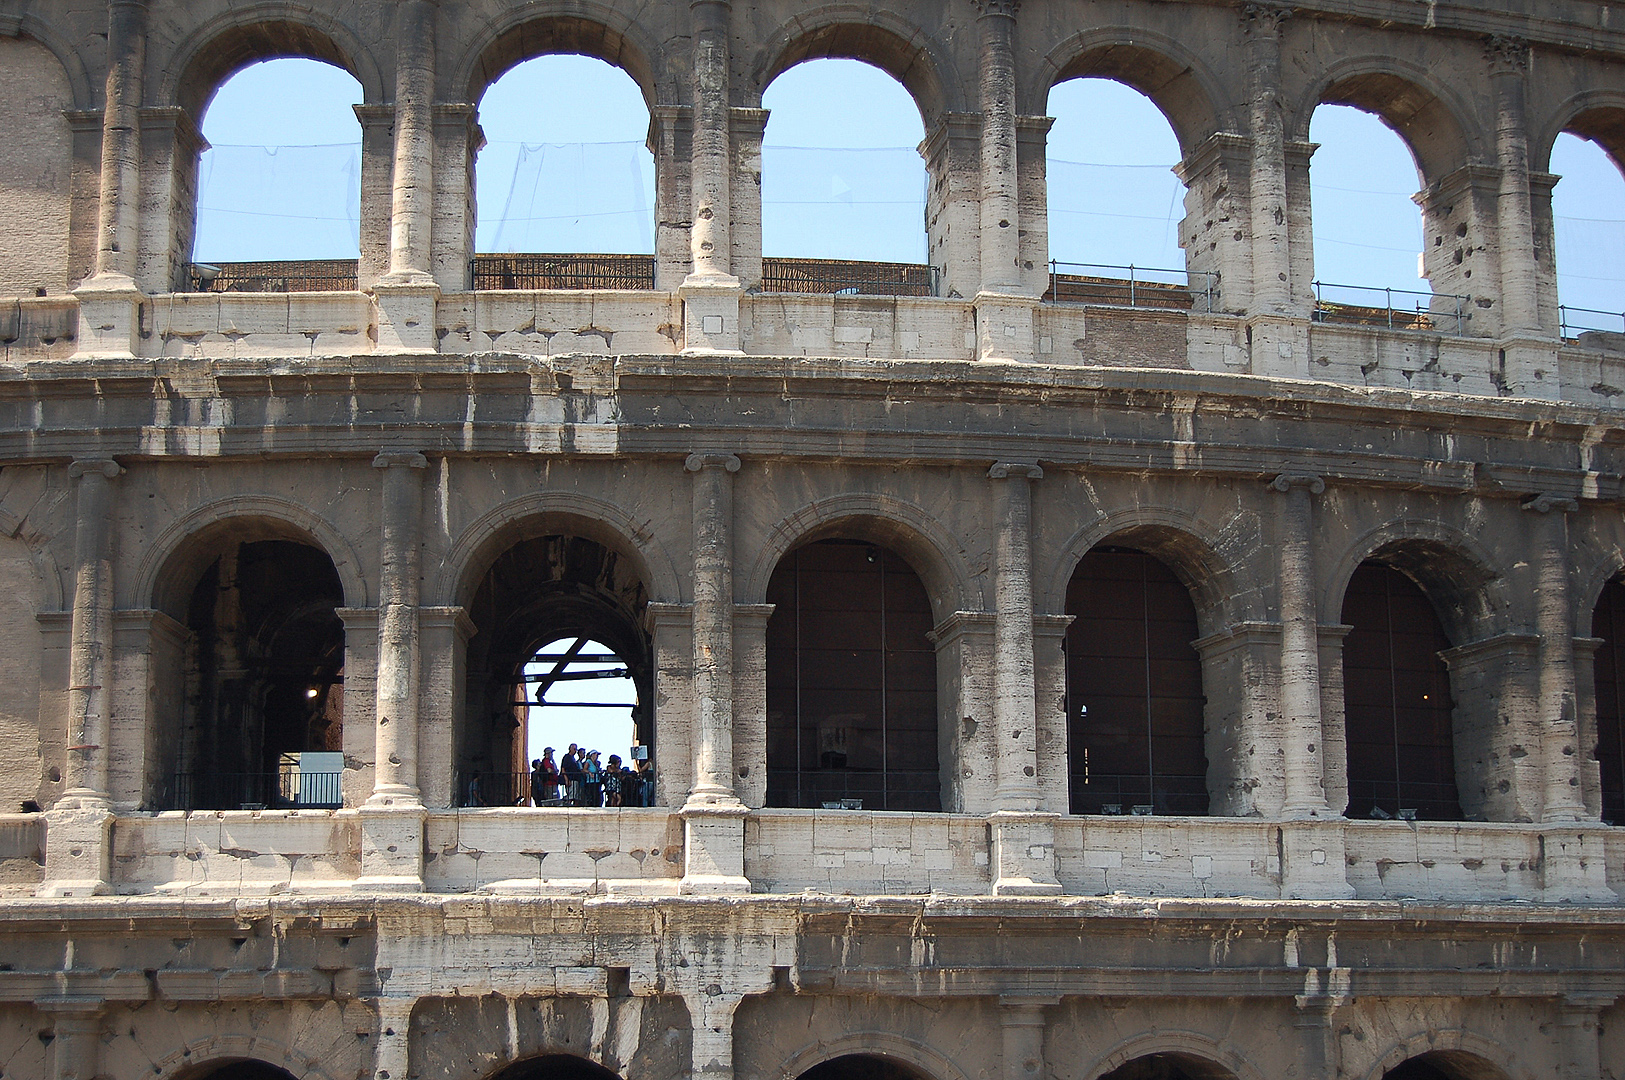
(1522, 492, 1578, 514)
(373, 451, 429, 470)
(976, 0, 1020, 19)
(1244, 3, 1292, 34)
(989, 461, 1043, 481)
(1484, 34, 1531, 75)
(67, 458, 122, 480)
(686, 452, 741, 473)
(1270, 472, 1324, 495)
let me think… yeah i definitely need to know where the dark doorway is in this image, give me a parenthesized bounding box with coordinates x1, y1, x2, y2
(1590, 576, 1625, 822)
(797, 1055, 934, 1080)
(765, 539, 940, 811)
(464, 536, 653, 807)
(186, 1061, 300, 1080)
(1341, 561, 1463, 820)
(1094, 1054, 1235, 1080)
(1065, 547, 1208, 816)
(166, 539, 346, 810)
(1379, 1052, 1511, 1080)
(488, 1055, 623, 1080)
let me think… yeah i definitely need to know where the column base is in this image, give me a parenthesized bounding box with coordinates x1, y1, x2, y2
(372, 279, 441, 354)
(973, 292, 1039, 363)
(1498, 334, 1561, 400)
(355, 804, 427, 892)
(990, 810, 1062, 895)
(1277, 818, 1355, 900)
(71, 274, 145, 359)
(680, 800, 750, 894)
(1246, 313, 1312, 380)
(679, 278, 744, 355)
(1539, 825, 1617, 904)
(37, 805, 113, 897)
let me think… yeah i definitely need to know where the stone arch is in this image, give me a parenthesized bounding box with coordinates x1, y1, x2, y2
(1575, 543, 1625, 638)
(745, 6, 960, 125)
(1321, 519, 1505, 648)
(1081, 1030, 1265, 1080)
(157, 6, 385, 119)
(740, 493, 981, 622)
(152, 1036, 338, 1080)
(1356, 1031, 1530, 1080)
(1534, 90, 1625, 175)
(1040, 506, 1247, 637)
(437, 491, 681, 610)
(485, 1053, 624, 1080)
(776, 1031, 968, 1080)
(1289, 57, 1487, 185)
(1032, 28, 1229, 154)
(136, 496, 368, 617)
(0, 502, 64, 612)
(453, 1, 670, 109)
(9, 14, 96, 110)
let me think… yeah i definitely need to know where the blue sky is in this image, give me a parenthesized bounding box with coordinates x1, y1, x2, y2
(196, 55, 1625, 318)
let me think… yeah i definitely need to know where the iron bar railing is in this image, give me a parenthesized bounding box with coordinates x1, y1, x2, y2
(1068, 773, 1210, 817)
(1046, 261, 1215, 313)
(472, 253, 656, 291)
(163, 769, 343, 811)
(1346, 779, 1463, 822)
(456, 770, 656, 809)
(1310, 280, 1469, 336)
(765, 768, 942, 812)
(186, 260, 358, 293)
(758, 257, 938, 297)
(1559, 303, 1625, 339)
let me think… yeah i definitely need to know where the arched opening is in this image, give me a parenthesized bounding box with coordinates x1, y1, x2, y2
(795, 1056, 934, 1080)
(488, 1054, 623, 1080)
(159, 537, 346, 810)
(1045, 79, 1191, 310)
(1589, 575, 1625, 823)
(759, 58, 931, 295)
(463, 536, 653, 808)
(1307, 104, 1442, 330)
(1548, 128, 1625, 338)
(1379, 1051, 1512, 1080)
(473, 54, 656, 289)
(180, 1061, 299, 1080)
(765, 539, 940, 811)
(1093, 1053, 1236, 1080)
(1341, 561, 1463, 821)
(1065, 546, 1207, 816)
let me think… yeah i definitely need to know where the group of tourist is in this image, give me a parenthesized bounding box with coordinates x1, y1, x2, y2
(530, 744, 654, 807)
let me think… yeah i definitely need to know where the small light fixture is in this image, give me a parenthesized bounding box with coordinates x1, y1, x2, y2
(306, 687, 320, 699)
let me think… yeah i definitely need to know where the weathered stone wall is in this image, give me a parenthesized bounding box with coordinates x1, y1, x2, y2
(0, 36, 73, 299)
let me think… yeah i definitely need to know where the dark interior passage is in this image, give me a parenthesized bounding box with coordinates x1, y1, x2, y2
(765, 539, 940, 811)
(1094, 1053, 1237, 1080)
(487, 1055, 624, 1080)
(1341, 561, 1463, 820)
(1590, 576, 1625, 822)
(1066, 547, 1208, 816)
(185, 1062, 301, 1080)
(797, 1055, 935, 1080)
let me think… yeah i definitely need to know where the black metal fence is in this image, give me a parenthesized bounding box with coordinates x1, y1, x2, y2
(765, 768, 942, 812)
(1310, 280, 1470, 335)
(186, 260, 359, 293)
(1047, 261, 1215, 312)
(163, 769, 343, 811)
(759, 257, 938, 297)
(1069, 773, 1211, 817)
(456, 770, 657, 808)
(472, 253, 656, 291)
(1346, 779, 1463, 822)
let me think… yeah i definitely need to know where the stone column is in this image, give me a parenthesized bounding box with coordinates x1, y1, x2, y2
(1525, 494, 1587, 821)
(973, 0, 1037, 360)
(1573, 636, 1605, 819)
(1270, 473, 1330, 817)
(922, 114, 983, 303)
(1244, 4, 1291, 316)
(373, 996, 417, 1080)
(359, 451, 429, 892)
(375, 0, 441, 352)
(1487, 36, 1541, 337)
(1000, 998, 1053, 1080)
(682, 453, 749, 893)
(430, 102, 482, 292)
(73, 0, 147, 357)
(681, 0, 743, 352)
(988, 462, 1059, 894)
(38, 1000, 102, 1080)
(40, 459, 123, 897)
(731, 603, 775, 809)
(686, 990, 742, 1080)
(1556, 995, 1611, 1080)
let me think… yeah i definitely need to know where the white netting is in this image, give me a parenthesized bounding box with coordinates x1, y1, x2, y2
(1555, 215, 1625, 316)
(195, 143, 361, 261)
(477, 140, 654, 253)
(759, 146, 926, 262)
(1046, 158, 1186, 271)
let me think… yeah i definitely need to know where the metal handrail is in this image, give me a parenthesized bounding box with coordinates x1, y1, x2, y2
(758, 257, 938, 297)
(1047, 261, 1216, 313)
(472, 253, 656, 291)
(1559, 304, 1625, 339)
(1310, 279, 1469, 336)
(186, 260, 358, 293)
(162, 769, 343, 811)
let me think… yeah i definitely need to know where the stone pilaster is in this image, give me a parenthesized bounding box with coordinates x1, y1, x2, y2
(731, 603, 775, 809)
(999, 998, 1054, 1080)
(1524, 493, 1587, 821)
(372, 996, 417, 1080)
(1244, 4, 1291, 316)
(375, 0, 441, 351)
(38, 999, 102, 1080)
(973, 0, 1035, 361)
(1556, 994, 1612, 1080)
(685, 990, 741, 1080)
(1270, 473, 1330, 818)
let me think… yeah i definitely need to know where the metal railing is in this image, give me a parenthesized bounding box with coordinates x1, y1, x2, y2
(1310, 280, 1469, 336)
(456, 770, 656, 808)
(162, 769, 343, 811)
(1046, 261, 1215, 313)
(759, 257, 938, 297)
(186, 260, 358, 293)
(1559, 304, 1625, 339)
(1069, 773, 1210, 817)
(765, 768, 942, 812)
(1346, 779, 1463, 822)
(472, 253, 656, 291)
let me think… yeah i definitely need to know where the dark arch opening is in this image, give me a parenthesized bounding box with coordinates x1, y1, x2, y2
(463, 536, 653, 807)
(1380, 1051, 1512, 1080)
(1066, 546, 1208, 816)
(488, 1054, 624, 1080)
(1095, 1053, 1236, 1080)
(797, 1054, 934, 1080)
(183, 1061, 300, 1080)
(157, 538, 345, 811)
(1589, 575, 1625, 822)
(765, 539, 940, 811)
(1341, 561, 1463, 821)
